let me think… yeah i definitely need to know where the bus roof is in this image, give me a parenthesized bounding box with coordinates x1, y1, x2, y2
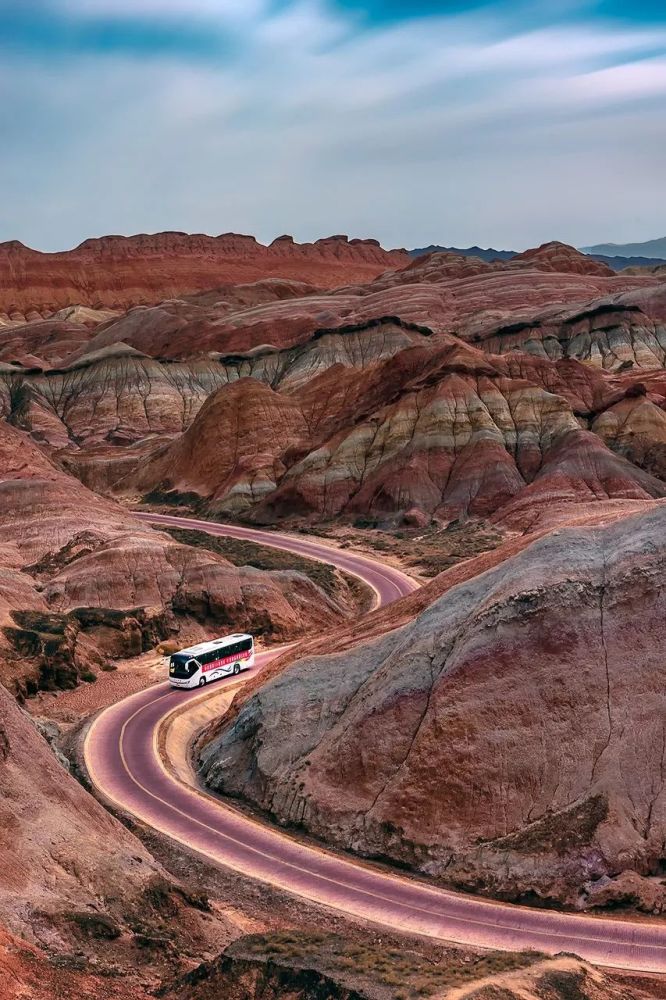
(175, 634, 253, 657)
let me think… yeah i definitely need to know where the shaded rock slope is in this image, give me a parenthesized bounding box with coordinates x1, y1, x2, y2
(200, 503, 666, 910)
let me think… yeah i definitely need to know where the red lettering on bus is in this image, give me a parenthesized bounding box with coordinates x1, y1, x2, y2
(202, 650, 252, 673)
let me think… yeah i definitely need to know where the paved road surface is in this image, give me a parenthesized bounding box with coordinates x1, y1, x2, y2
(84, 513, 666, 973)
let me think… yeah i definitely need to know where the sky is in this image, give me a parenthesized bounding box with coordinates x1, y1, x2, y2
(1, 0, 665, 252)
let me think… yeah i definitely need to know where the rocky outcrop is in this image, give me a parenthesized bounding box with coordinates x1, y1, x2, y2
(507, 241, 616, 277)
(469, 286, 666, 371)
(0, 232, 409, 317)
(200, 504, 666, 910)
(592, 378, 666, 481)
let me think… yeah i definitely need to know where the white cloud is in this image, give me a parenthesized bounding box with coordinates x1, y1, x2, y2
(555, 57, 666, 102)
(60, 0, 268, 20)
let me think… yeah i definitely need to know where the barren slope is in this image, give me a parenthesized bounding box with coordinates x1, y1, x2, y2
(0, 682, 232, 972)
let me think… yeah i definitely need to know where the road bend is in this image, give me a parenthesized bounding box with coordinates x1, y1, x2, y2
(84, 513, 666, 973)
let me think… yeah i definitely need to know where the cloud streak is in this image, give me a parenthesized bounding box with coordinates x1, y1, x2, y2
(2, 0, 665, 251)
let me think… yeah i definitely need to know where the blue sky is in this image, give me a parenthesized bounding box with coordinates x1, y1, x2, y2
(1, 0, 665, 251)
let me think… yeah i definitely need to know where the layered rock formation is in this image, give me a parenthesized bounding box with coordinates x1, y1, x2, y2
(200, 503, 666, 910)
(0, 232, 408, 318)
(115, 339, 666, 528)
(3, 241, 665, 532)
(470, 286, 666, 371)
(6, 226, 666, 988)
(3, 242, 651, 368)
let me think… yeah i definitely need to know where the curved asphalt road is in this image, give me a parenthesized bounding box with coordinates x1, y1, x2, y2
(85, 513, 666, 973)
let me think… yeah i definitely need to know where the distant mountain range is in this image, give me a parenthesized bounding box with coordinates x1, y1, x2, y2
(409, 245, 517, 262)
(586, 253, 666, 271)
(581, 237, 666, 259)
(410, 239, 666, 271)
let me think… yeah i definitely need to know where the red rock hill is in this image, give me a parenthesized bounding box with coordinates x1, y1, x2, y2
(0, 232, 409, 319)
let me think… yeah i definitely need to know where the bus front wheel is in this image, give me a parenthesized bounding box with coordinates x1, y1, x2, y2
(198, 676, 207, 687)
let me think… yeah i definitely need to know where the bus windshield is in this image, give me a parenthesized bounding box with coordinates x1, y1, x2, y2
(169, 655, 199, 679)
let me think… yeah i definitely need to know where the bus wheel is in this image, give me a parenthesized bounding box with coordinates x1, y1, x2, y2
(198, 676, 206, 687)
(233, 663, 241, 675)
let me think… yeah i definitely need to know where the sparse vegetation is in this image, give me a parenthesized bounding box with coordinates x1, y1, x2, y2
(332, 518, 505, 578)
(227, 931, 543, 999)
(537, 968, 588, 1000)
(162, 525, 373, 611)
(141, 487, 203, 508)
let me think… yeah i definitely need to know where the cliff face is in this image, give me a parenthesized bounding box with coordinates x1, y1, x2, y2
(200, 504, 666, 911)
(0, 232, 409, 319)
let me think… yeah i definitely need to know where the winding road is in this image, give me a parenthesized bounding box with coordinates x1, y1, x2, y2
(84, 512, 666, 973)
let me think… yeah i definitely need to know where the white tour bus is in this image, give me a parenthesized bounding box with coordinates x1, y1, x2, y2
(168, 633, 255, 689)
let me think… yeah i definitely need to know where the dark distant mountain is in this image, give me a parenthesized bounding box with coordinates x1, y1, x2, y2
(588, 253, 666, 272)
(409, 244, 517, 262)
(581, 237, 666, 259)
(410, 241, 666, 272)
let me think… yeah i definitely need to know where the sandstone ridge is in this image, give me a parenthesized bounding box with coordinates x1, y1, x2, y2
(0, 231, 409, 318)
